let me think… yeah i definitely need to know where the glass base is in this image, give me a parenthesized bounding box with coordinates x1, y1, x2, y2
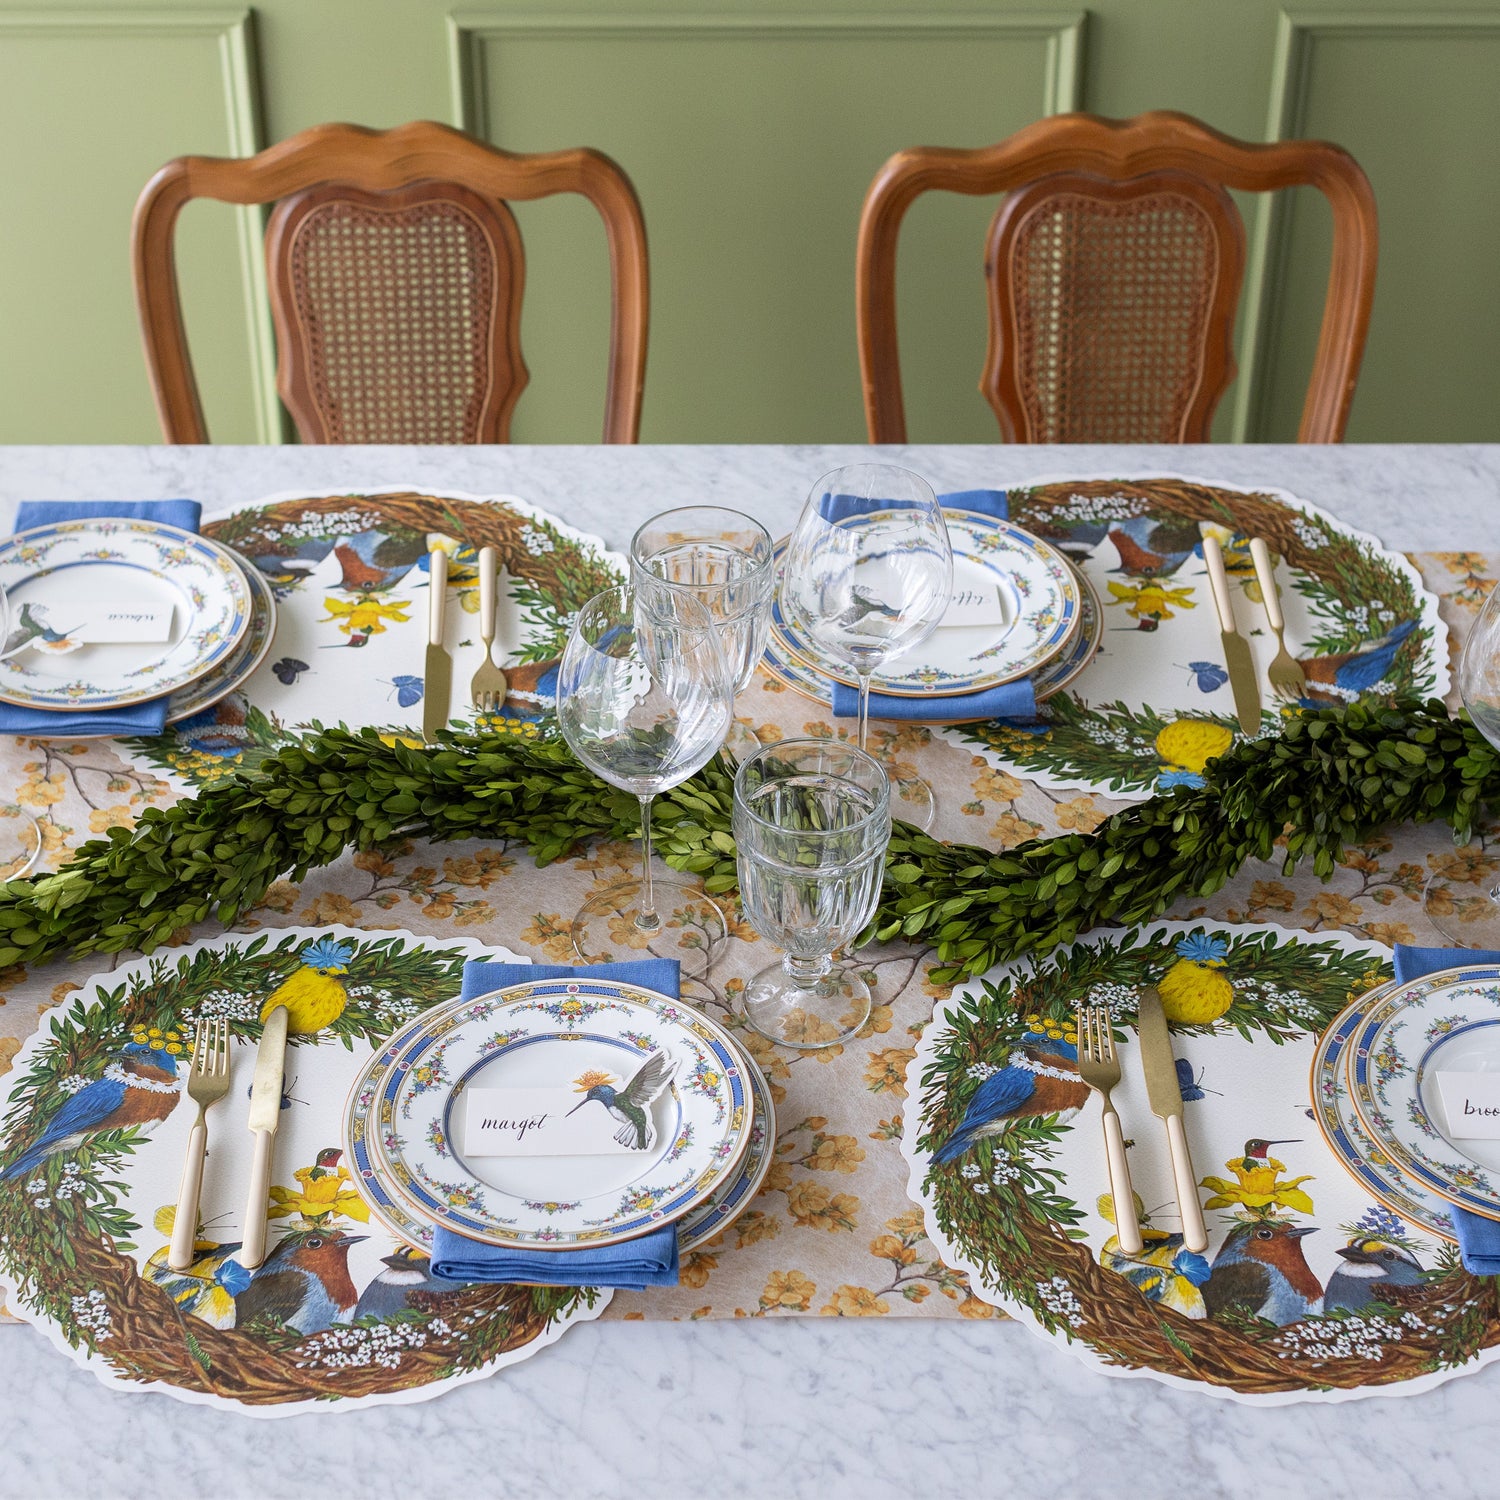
(722, 718, 763, 766)
(889, 773, 936, 833)
(1424, 867, 1500, 949)
(0, 812, 42, 881)
(570, 877, 726, 964)
(741, 959, 871, 1050)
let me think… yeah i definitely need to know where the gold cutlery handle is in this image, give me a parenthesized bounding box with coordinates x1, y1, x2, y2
(428, 545, 449, 647)
(1101, 1103, 1142, 1254)
(1202, 533, 1236, 635)
(1249, 537, 1284, 634)
(1166, 1114, 1208, 1253)
(167, 1116, 208, 1272)
(241, 1128, 275, 1270)
(478, 546, 498, 649)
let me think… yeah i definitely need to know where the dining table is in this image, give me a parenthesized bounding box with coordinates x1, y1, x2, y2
(0, 441, 1496, 1500)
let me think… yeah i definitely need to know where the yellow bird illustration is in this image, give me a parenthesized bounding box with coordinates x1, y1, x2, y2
(143, 1205, 250, 1328)
(260, 938, 355, 1034)
(1097, 1194, 1211, 1319)
(1155, 932, 1236, 1025)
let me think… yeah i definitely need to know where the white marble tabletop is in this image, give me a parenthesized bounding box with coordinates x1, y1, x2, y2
(0, 444, 1497, 1500)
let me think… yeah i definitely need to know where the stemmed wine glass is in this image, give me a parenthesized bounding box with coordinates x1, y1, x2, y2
(734, 737, 892, 1047)
(779, 464, 952, 831)
(557, 584, 733, 962)
(629, 507, 774, 765)
(0, 581, 43, 880)
(1425, 585, 1500, 946)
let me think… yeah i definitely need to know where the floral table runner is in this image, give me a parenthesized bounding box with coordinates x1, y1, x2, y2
(0, 483, 1491, 1407)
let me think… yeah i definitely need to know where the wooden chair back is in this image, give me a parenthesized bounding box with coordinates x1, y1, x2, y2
(856, 110, 1377, 444)
(133, 120, 649, 444)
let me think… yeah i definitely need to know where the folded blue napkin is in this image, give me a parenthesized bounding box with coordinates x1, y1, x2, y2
(822, 488, 1038, 723)
(1394, 942, 1500, 1274)
(430, 957, 683, 1289)
(0, 500, 204, 738)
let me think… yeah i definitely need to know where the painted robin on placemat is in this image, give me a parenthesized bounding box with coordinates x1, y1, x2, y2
(1202, 1220, 1322, 1325)
(234, 1228, 366, 1334)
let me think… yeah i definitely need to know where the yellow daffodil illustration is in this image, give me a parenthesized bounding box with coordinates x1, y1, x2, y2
(1200, 1138, 1315, 1216)
(321, 595, 411, 637)
(266, 1147, 370, 1226)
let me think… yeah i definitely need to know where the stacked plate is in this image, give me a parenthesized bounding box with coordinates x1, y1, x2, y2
(1312, 964, 1500, 1241)
(342, 974, 775, 1258)
(762, 507, 1100, 722)
(0, 517, 276, 729)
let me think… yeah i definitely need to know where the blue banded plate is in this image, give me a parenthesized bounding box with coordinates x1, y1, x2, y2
(1309, 984, 1459, 1241)
(164, 556, 277, 725)
(1347, 965, 1500, 1223)
(762, 563, 1100, 720)
(0, 519, 252, 709)
(370, 978, 754, 1249)
(342, 1020, 773, 1256)
(770, 509, 1082, 698)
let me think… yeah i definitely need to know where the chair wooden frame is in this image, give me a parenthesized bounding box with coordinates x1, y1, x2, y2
(856, 110, 1378, 444)
(132, 120, 649, 444)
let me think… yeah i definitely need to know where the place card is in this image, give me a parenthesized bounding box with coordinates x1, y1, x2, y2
(1435, 1071, 1500, 1138)
(937, 586, 1008, 630)
(9, 594, 175, 655)
(463, 1087, 638, 1157)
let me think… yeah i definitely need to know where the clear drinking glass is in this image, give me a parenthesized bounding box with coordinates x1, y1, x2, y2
(1425, 584, 1500, 946)
(779, 464, 952, 831)
(0, 582, 42, 880)
(629, 506, 774, 765)
(733, 737, 892, 1048)
(558, 584, 733, 962)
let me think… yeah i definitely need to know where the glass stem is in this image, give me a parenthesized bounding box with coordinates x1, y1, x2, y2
(784, 953, 832, 989)
(856, 671, 872, 752)
(636, 794, 660, 934)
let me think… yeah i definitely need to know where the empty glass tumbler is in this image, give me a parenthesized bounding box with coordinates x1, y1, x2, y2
(733, 738, 892, 1048)
(630, 506, 774, 764)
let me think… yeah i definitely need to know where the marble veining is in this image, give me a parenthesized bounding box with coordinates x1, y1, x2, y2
(0, 445, 1495, 1500)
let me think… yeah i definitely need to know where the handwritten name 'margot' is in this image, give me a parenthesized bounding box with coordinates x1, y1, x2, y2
(480, 1112, 551, 1142)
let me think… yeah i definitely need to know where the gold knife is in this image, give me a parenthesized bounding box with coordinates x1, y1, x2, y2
(1137, 986, 1208, 1253)
(1202, 533, 1260, 735)
(423, 543, 452, 743)
(240, 1004, 288, 1270)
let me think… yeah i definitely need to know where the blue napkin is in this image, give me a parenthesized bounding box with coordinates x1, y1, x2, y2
(0, 500, 204, 738)
(1394, 943, 1500, 1274)
(822, 488, 1039, 723)
(429, 958, 683, 1289)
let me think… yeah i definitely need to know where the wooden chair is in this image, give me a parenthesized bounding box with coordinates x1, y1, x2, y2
(856, 110, 1378, 444)
(133, 120, 649, 444)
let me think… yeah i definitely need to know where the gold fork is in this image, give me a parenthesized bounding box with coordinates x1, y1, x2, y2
(469, 545, 508, 716)
(1250, 537, 1308, 705)
(1076, 1004, 1142, 1255)
(168, 1018, 231, 1271)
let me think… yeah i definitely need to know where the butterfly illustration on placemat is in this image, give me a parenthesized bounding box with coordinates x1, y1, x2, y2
(1178, 661, 1229, 693)
(382, 675, 423, 708)
(270, 657, 309, 686)
(1176, 1058, 1221, 1102)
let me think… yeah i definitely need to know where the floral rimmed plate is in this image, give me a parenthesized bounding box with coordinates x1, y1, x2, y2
(761, 563, 1100, 720)
(1346, 966, 1500, 1221)
(1309, 988, 1459, 1241)
(343, 1024, 774, 1256)
(0, 520, 252, 709)
(163, 557, 277, 725)
(769, 509, 1082, 697)
(372, 979, 753, 1249)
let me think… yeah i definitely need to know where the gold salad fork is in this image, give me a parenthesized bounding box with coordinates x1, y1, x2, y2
(1250, 537, 1308, 704)
(469, 545, 509, 715)
(1076, 1005, 1142, 1255)
(168, 1018, 231, 1271)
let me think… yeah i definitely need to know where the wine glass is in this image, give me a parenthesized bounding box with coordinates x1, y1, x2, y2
(557, 584, 733, 962)
(629, 506, 774, 765)
(733, 737, 891, 1048)
(779, 464, 952, 830)
(0, 581, 43, 881)
(1425, 585, 1500, 946)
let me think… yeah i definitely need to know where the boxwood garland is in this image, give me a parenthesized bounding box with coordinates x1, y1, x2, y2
(1, 699, 1496, 982)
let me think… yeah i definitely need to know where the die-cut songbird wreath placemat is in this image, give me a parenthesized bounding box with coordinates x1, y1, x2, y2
(0, 926, 604, 1416)
(904, 920, 1500, 1404)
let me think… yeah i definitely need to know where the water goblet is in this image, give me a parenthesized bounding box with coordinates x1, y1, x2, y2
(733, 737, 891, 1048)
(629, 506, 774, 765)
(1425, 583, 1500, 946)
(0, 581, 43, 880)
(557, 584, 733, 963)
(779, 463, 952, 830)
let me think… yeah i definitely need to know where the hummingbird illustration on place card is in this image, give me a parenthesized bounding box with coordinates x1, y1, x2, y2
(567, 1051, 679, 1150)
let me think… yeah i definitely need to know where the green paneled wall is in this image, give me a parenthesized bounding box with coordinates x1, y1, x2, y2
(0, 1, 1493, 444)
